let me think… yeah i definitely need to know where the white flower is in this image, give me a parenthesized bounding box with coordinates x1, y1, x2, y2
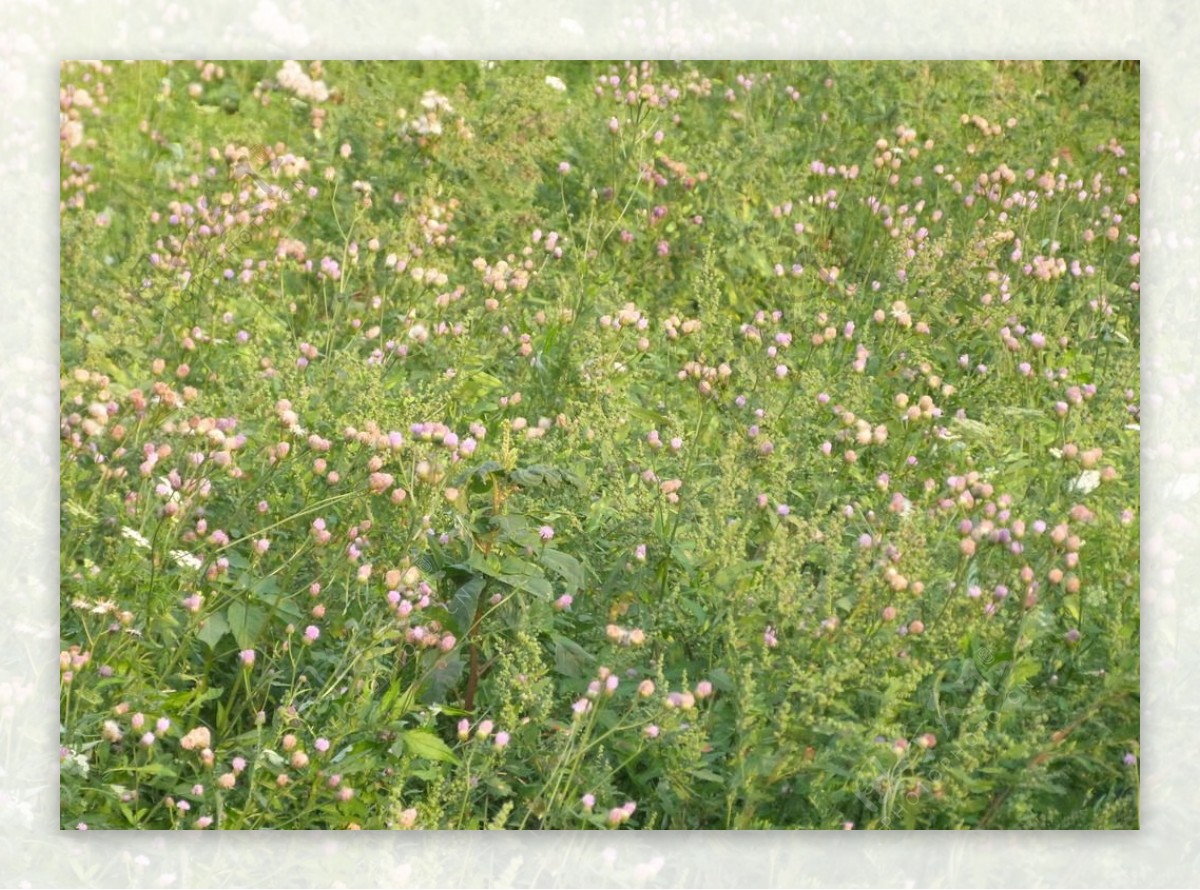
(61, 750, 90, 778)
(170, 550, 203, 571)
(121, 527, 151, 549)
(544, 75, 567, 92)
(1068, 470, 1102, 496)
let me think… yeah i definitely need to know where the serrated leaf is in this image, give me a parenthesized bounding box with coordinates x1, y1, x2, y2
(400, 729, 461, 764)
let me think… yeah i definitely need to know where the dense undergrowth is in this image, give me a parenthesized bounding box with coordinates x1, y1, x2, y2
(60, 60, 1139, 829)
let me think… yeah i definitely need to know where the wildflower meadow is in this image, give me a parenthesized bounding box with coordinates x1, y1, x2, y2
(60, 60, 1140, 830)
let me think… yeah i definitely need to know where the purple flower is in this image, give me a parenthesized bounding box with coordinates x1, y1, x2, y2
(538, 525, 555, 541)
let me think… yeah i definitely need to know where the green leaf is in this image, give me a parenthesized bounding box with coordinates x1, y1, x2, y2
(260, 749, 286, 769)
(401, 729, 461, 764)
(510, 465, 583, 489)
(678, 597, 708, 626)
(196, 612, 231, 649)
(688, 767, 725, 784)
(491, 514, 537, 546)
(420, 651, 465, 703)
(539, 549, 584, 594)
(712, 559, 762, 589)
(552, 634, 595, 678)
(468, 550, 553, 599)
(1008, 658, 1041, 686)
(457, 460, 505, 491)
(226, 601, 267, 651)
(449, 576, 486, 635)
(377, 680, 418, 724)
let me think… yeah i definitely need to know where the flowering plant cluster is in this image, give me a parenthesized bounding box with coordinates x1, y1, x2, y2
(60, 60, 1138, 829)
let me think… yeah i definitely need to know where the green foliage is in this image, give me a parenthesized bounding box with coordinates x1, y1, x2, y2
(60, 59, 1138, 830)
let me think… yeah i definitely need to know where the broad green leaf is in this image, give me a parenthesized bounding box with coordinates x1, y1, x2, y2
(226, 601, 267, 651)
(449, 576, 486, 635)
(552, 634, 595, 678)
(196, 612, 231, 649)
(420, 651, 465, 704)
(401, 729, 460, 764)
(539, 549, 584, 594)
(468, 550, 553, 599)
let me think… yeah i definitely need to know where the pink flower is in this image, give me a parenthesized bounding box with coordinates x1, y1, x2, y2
(239, 649, 255, 667)
(494, 731, 510, 750)
(368, 472, 394, 494)
(303, 625, 320, 643)
(538, 525, 555, 541)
